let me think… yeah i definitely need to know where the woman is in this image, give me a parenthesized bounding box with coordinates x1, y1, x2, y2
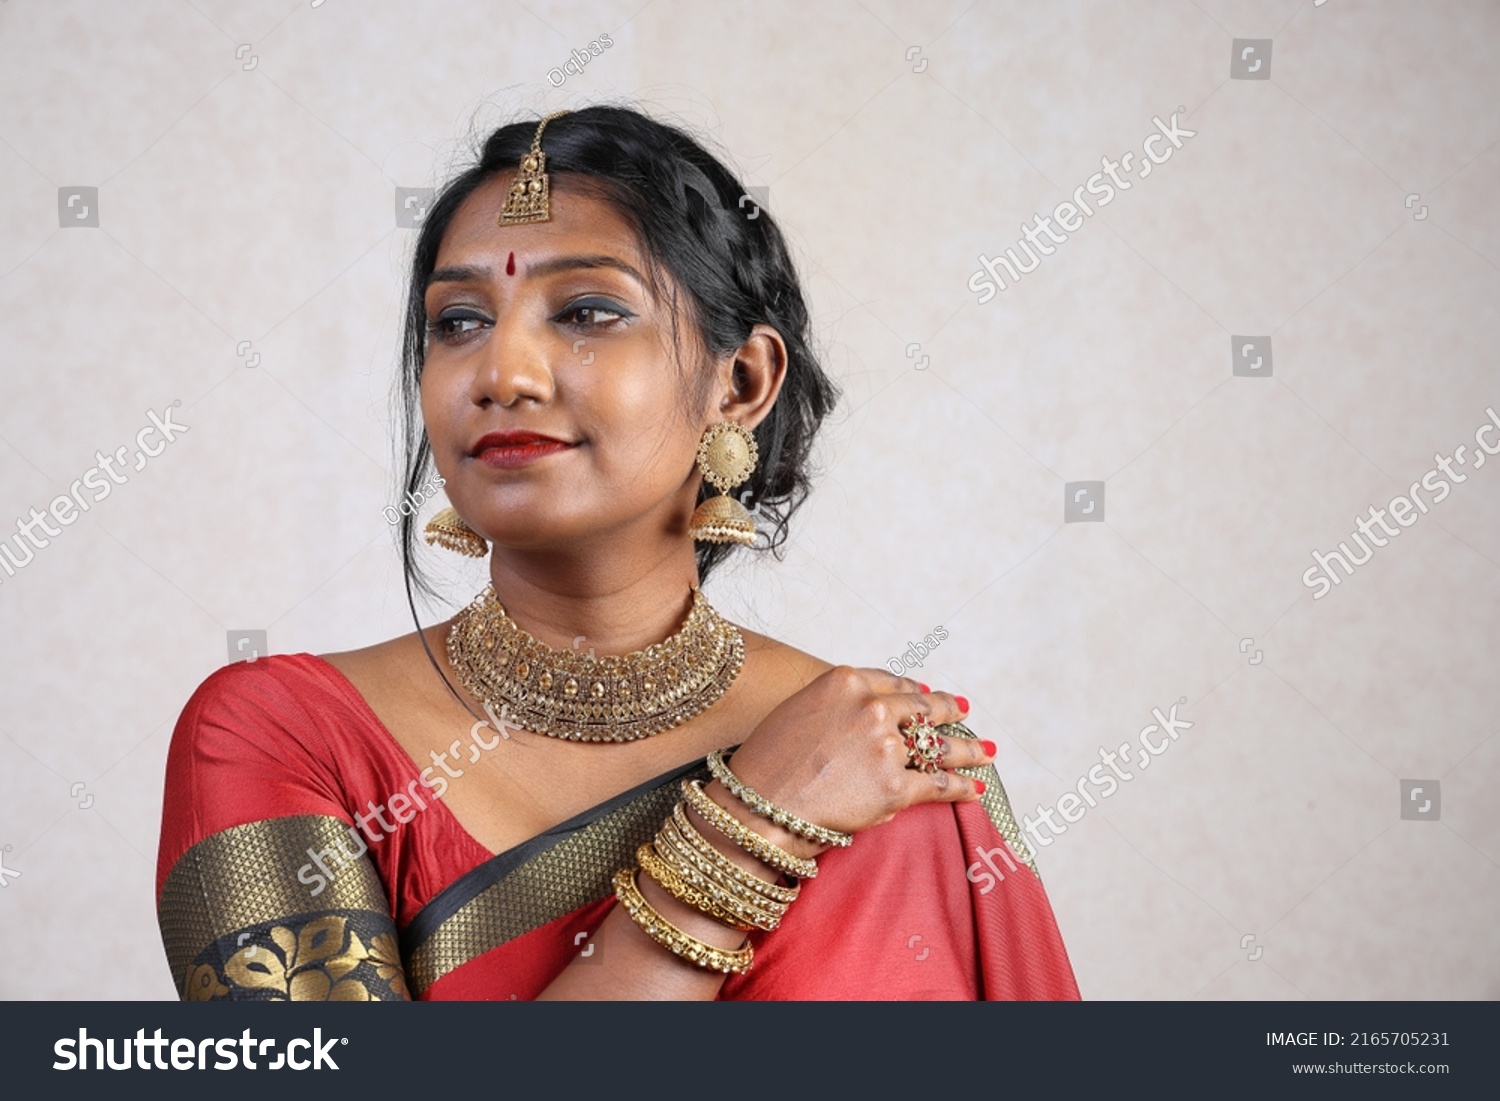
(155, 106, 1079, 1001)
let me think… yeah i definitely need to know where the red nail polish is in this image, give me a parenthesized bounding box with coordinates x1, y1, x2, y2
(955, 695, 970, 714)
(980, 740, 997, 757)
(918, 682, 931, 693)
(973, 780, 986, 795)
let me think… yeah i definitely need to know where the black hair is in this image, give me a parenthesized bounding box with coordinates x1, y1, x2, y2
(395, 103, 839, 610)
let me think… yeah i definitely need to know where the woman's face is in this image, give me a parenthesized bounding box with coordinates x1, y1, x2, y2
(421, 174, 716, 553)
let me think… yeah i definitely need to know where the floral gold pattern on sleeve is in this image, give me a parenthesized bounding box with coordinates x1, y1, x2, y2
(183, 963, 229, 1001)
(158, 815, 411, 1001)
(188, 912, 409, 1001)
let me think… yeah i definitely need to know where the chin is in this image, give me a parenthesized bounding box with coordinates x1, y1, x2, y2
(474, 516, 594, 550)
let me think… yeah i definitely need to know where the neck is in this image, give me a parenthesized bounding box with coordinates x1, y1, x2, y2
(485, 535, 704, 655)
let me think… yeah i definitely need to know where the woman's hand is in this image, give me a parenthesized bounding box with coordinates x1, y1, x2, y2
(544, 667, 992, 1000)
(711, 666, 994, 856)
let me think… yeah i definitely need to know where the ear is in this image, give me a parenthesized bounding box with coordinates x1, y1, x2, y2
(710, 323, 788, 429)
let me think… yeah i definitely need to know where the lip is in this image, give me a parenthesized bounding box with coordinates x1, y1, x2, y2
(470, 430, 579, 468)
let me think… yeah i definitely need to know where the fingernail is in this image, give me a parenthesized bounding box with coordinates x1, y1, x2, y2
(917, 682, 930, 693)
(973, 780, 986, 795)
(980, 740, 997, 757)
(955, 695, 970, 714)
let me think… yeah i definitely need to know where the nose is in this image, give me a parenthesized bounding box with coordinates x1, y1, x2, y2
(469, 309, 555, 408)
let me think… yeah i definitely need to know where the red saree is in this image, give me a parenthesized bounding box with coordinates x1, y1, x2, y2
(155, 654, 1079, 1000)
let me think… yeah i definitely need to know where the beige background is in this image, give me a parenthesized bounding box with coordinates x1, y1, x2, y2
(1, 0, 1496, 1000)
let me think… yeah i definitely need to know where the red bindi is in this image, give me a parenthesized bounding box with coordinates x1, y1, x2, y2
(506, 251, 516, 276)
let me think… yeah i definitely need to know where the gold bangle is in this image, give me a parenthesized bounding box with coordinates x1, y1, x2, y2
(665, 804, 801, 904)
(706, 748, 854, 848)
(612, 867, 754, 975)
(681, 779, 819, 879)
(647, 834, 789, 931)
(637, 842, 779, 932)
(654, 826, 764, 918)
(670, 802, 801, 902)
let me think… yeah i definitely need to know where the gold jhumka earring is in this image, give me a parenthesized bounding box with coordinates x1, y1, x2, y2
(423, 508, 488, 558)
(687, 422, 759, 546)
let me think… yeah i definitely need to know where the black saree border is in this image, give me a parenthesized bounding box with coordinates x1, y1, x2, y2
(402, 754, 713, 996)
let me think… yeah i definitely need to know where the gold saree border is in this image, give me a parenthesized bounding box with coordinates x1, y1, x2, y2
(406, 766, 706, 996)
(159, 814, 397, 998)
(945, 722, 1042, 879)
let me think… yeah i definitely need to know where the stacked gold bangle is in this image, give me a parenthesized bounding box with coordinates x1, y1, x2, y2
(706, 748, 853, 847)
(681, 779, 819, 879)
(666, 802, 800, 904)
(637, 842, 786, 931)
(613, 868, 754, 975)
(612, 761, 828, 974)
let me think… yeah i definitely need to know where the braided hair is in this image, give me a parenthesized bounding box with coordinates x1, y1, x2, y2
(395, 105, 840, 600)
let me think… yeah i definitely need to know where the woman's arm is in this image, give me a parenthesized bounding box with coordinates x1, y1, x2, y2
(537, 785, 821, 999)
(537, 667, 990, 999)
(157, 660, 413, 1001)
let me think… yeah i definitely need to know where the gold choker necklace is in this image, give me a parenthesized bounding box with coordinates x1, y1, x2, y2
(446, 585, 745, 743)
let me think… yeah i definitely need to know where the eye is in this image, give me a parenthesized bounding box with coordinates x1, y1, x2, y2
(554, 297, 632, 330)
(426, 309, 489, 344)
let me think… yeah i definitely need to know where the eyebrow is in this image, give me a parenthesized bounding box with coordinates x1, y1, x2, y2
(426, 254, 648, 290)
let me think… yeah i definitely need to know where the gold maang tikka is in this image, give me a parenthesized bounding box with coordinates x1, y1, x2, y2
(497, 111, 571, 225)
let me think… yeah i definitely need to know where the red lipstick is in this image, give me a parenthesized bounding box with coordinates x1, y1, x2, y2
(471, 430, 577, 468)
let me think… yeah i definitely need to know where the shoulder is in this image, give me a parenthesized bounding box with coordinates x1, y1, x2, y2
(176, 652, 363, 738)
(740, 627, 834, 682)
(736, 627, 835, 711)
(166, 654, 376, 790)
(318, 623, 457, 725)
(159, 653, 377, 897)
